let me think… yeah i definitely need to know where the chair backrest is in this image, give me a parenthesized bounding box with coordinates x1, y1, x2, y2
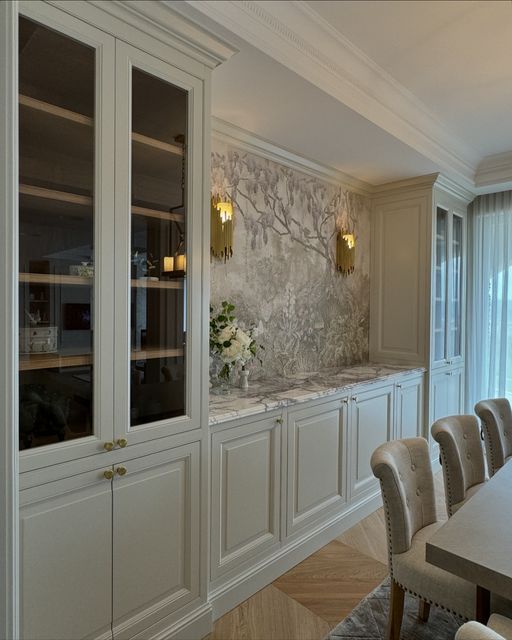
(371, 437, 437, 557)
(431, 415, 486, 516)
(475, 398, 512, 476)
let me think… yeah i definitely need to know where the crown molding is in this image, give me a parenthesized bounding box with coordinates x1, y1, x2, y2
(212, 117, 373, 197)
(78, 0, 238, 68)
(187, 0, 479, 188)
(434, 174, 475, 204)
(474, 151, 512, 194)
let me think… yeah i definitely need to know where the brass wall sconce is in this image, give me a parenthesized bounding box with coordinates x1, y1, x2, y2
(336, 230, 355, 275)
(211, 194, 234, 261)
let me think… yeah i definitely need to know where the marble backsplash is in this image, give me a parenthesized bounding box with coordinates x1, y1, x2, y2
(210, 139, 371, 378)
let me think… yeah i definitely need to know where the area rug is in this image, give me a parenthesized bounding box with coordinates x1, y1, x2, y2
(326, 577, 463, 639)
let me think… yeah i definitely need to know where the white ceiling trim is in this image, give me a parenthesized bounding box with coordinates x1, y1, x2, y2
(475, 151, 512, 194)
(212, 117, 373, 196)
(187, 0, 479, 189)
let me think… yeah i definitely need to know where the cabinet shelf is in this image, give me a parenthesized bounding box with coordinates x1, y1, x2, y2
(19, 273, 92, 286)
(20, 183, 92, 207)
(20, 352, 92, 371)
(131, 279, 184, 290)
(20, 94, 183, 157)
(131, 347, 184, 360)
(132, 204, 184, 223)
(20, 184, 184, 225)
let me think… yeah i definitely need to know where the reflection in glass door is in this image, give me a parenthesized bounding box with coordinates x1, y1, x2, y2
(434, 207, 448, 363)
(129, 68, 188, 426)
(449, 214, 463, 359)
(18, 16, 96, 450)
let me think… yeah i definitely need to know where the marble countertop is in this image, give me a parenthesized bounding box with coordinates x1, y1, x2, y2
(209, 363, 425, 426)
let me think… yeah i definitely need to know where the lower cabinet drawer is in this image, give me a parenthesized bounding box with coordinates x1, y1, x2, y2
(211, 415, 282, 580)
(286, 398, 347, 537)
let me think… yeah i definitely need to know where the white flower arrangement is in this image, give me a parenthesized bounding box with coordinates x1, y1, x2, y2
(210, 301, 263, 382)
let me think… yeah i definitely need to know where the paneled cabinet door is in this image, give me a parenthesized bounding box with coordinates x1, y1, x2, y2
(395, 376, 424, 440)
(18, 2, 116, 473)
(211, 416, 281, 581)
(112, 442, 200, 639)
(114, 41, 204, 448)
(430, 366, 464, 456)
(20, 469, 113, 640)
(286, 398, 347, 537)
(349, 384, 394, 501)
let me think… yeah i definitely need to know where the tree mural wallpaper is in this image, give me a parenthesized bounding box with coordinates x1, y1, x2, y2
(211, 140, 371, 378)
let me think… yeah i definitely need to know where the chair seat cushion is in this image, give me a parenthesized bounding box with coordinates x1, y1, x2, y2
(455, 621, 505, 640)
(393, 522, 476, 619)
(490, 614, 512, 638)
(452, 482, 486, 514)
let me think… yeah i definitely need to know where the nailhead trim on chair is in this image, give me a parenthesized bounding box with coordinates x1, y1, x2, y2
(379, 478, 470, 621)
(439, 448, 456, 517)
(481, 419, 498, 476)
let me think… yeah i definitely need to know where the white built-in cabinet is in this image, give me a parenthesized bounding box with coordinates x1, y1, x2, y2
(370, 175, 471, 458)
(12, 1, 233, 638)
(286, 398, 348, 537)
(209, 371, 424, 617)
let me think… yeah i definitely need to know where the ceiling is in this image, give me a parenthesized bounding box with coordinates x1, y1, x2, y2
(307, 0, 512, 158)
(171, 0, 512, 192)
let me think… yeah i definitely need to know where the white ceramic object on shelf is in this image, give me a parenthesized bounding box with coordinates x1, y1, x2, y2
(239, 368, 249, 390)
(19, 326, 58, 354)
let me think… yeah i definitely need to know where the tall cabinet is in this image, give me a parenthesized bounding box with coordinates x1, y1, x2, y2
(370, 174, 471, 457)
(12, 2, 234, 639)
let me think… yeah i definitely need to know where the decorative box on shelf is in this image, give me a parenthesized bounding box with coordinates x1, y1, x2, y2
(20, 326, 58, 354)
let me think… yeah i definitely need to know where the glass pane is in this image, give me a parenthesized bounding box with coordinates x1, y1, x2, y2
(18, 17, 95, 450)
(449, 215, 463, 358)
(434, 207, 448, 362)
(130, 68, 187, 426)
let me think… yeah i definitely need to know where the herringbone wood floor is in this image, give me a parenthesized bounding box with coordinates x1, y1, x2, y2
(205, 473, 446, 640)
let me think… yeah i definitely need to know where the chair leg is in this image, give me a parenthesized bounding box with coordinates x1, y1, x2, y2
(418, 599, 431, 622)
(387, 580, 405, 640)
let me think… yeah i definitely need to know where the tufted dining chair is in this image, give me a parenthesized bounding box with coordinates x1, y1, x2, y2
(431, 415, 486, 516)
(371, 437, 478, 640)
(456, 614, 512, 640)
(475, 399, 512, 477)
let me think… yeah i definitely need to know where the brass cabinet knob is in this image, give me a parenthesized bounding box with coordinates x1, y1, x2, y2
(116, 466, 127, 477)
(103, 469, 114, 480)
(104, 441, 115, 452)
(343, 398, 349, 405)
(275, 417, 283, 425)
(116, 438, 128, 448)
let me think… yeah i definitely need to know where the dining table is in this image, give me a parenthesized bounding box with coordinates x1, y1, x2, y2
(426, 461, 512, 623)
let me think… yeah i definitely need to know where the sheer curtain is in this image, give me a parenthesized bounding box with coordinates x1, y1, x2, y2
(466, 191, 512, 409)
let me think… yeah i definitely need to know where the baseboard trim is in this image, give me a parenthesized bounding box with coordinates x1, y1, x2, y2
(136, 601, 213, 640)
(209, 491, 382, 620)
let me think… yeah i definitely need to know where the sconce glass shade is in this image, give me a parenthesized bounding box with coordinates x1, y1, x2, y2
(216, 200, 233, 223)
(336, 230, 355, 275)
(342, 233, 355, 250)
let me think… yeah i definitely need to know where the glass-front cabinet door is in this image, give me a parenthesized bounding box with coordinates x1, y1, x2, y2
(18, 6, 115, 471)
(432, 204, 465, 368)
(447, 212, 464, 363)
(433, 207, 448, 365)
(114, 43, 203, 446)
